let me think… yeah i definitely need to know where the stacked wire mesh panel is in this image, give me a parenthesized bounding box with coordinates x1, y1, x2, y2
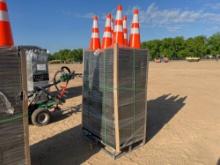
(0, 47, 30, 165)
(82, 44, 149, 158)
(19, 46, 49, 94)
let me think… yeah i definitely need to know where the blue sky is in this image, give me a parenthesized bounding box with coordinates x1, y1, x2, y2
(7, 0, 220, 52)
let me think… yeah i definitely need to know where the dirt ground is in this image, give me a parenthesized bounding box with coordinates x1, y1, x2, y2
(30, 61, 220, 165)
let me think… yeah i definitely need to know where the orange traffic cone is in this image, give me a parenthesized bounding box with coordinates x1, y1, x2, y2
(0, 0, 14, 47)
(114, 5, 124, 46)
(123, 16, 128, 46)
(89, 16, 101, 51)
(129, 9, 141, 49)
(102, 13, 113, 49)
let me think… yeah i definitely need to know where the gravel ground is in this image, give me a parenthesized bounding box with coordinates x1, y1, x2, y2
(30, 61, 220, 165)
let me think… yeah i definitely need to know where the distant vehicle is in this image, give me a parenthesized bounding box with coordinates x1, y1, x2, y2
(154, 58, 161, 63)
(163, 57, 169, 63)
(154, 57, 169, 63)
(186, 57, 200, 62)
(204, 55, 220, 60)
(208, 55, 213, 59)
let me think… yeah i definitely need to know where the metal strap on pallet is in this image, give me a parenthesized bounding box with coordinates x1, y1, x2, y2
(0, 113, 23, 124)
(132, 49, 136, 142)
(103, 48, 107, 144)
(83, 81, 145, 92)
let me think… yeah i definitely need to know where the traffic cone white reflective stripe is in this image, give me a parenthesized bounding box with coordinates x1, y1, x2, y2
(129, 9, 141, 49)
(0, 0, 14, 47)
(102, 13, 113, 49)
(89, 16, 101, 50)
(131, 28, 139, 34)
(0, 10, 8, 21)
(114, 5, 124, 46)
(123, 16, 128, 46)
(116, 8, 122, 21)
(114, 25, 123, 32)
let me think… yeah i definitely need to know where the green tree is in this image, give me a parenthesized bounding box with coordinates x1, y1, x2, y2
(49, 49, 83, 63)
(48, 53, 55, 61)
(174, 36, 186, 59)
(142, 40, 161, 59)
(207, 33, 220, 56)
(72, 49, 83, 62)
(160, 38, 175, 59)
(141, 34, 211, 59)
(184, 36, 207, 57)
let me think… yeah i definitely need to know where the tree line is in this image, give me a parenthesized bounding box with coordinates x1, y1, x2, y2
(49, 33, 220, 62)
(141, 33, 220, 60)
(48, 49, 83, 63)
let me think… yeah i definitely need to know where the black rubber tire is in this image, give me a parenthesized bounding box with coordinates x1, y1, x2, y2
(31, 109, 51, 126)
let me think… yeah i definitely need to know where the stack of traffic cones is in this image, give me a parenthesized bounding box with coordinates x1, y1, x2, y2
(88, 5, 141, 50)
(0, 0, 14, 47)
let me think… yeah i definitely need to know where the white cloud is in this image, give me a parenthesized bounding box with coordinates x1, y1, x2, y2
(202, 12, 220, 22)
(137, 3, 220, 33)
(140, 4, 197, 25)
(61, 10, 96, 19)
(61, 3, 220, 33)
(206, 3, 220, 10)
(166, 25, 183, 33)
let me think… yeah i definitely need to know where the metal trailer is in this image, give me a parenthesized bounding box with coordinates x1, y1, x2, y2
(18, 46, 49, 94)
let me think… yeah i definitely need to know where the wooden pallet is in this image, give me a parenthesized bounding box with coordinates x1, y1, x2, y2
(82, 128, 145, 159)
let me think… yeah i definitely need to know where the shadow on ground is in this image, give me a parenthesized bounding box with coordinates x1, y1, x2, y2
(65, 86, 82, 99)
(31, 94, 187, 165)
(147, 94, 187, 141)
(31, 124, 100, 165)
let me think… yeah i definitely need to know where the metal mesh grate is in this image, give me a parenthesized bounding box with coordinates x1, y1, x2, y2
(82, 47, 149, 150)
